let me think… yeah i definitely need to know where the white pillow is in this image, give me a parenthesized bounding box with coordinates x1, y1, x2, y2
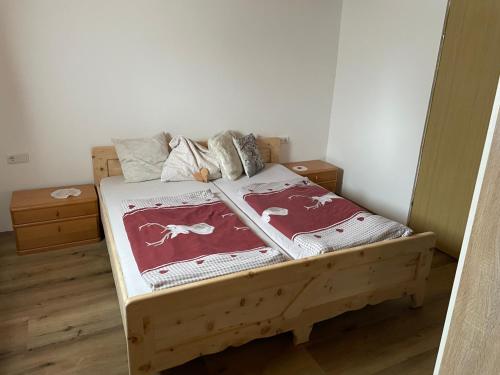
(208, 131, 243, 181)
(112, 133, 169, 183)
(161, 136, 221, 182)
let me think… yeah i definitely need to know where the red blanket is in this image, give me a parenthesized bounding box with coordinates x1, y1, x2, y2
(122, 190, 284, 290)
(240, 179, 412, 257)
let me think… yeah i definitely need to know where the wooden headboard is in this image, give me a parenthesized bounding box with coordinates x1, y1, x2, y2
(91, 137, 281, 186)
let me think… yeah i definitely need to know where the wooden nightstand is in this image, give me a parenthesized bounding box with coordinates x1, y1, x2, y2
(283, 160, 339, 192)
(10, 184, 101, 255)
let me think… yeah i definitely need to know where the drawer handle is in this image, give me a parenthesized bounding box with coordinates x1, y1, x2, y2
(56, 210, 60, 218)
(58, 225, 62, 233)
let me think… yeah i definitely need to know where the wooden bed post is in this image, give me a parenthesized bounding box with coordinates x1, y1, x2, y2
(292, 325, 313, 345)
(127, 304, 156, 375)
(410, 248, 434, 308)
(410, 291, 426, 309)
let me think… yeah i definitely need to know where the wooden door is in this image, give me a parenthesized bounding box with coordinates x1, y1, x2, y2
(409, 0, 500, 258)
(435, 79, 500, 374)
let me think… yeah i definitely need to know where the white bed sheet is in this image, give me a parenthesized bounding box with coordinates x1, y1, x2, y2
(100, 176, 285, 298)
(213, 164, 306, 259)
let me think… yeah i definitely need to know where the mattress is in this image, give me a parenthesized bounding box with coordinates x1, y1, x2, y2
(100, 176, 286, 298)
(213, 164, 306, 259)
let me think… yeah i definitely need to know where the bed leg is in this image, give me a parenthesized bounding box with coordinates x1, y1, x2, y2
(410, 289, 425, 308)
(292, 324, 313, 345)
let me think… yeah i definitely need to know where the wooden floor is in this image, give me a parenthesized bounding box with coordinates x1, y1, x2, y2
(0, 231, 457, 375)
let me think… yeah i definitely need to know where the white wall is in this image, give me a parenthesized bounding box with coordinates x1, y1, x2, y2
(326, 0, 447, 223)
(0, 0, 342, 231)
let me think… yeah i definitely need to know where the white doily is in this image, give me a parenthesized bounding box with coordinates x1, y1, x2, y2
(51, 188, 82, 199)
(292, 165, 308, 172)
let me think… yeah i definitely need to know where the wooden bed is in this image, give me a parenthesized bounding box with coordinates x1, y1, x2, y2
(91, 137, 435, 375)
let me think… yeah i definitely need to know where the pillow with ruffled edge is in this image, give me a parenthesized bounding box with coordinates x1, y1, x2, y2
(233, 133, 265, 177)
(208, 131, 243, 180)
(112, 133, 169, 183)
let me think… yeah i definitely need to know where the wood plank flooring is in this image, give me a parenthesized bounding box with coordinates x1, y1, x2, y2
(0, 231, 456, 375)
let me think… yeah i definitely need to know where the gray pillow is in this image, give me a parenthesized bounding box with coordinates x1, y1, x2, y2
(233, 134, 265, 177)
(208, 131, 243, 180)
(112, 133, 169, 182)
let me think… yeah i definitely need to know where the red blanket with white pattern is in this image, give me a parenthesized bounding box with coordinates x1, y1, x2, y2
(122, 190, 284, 290)
(240, 179, 412, 258)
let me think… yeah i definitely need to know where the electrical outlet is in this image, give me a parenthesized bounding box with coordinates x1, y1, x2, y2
(280, 136, 290, 144)
(7, 153, 29, 164)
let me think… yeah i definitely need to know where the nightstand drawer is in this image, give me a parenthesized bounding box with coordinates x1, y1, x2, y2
(318, 180, 337, 192)
(11, 202, 98, 225)
(15, 216, 100, 251)
(308, 171, 337, 183)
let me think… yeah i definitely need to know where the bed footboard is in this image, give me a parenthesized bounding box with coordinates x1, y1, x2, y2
(124, 233, 435, 374)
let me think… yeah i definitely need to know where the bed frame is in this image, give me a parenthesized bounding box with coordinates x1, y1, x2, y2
(91, 137, 435, 375)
